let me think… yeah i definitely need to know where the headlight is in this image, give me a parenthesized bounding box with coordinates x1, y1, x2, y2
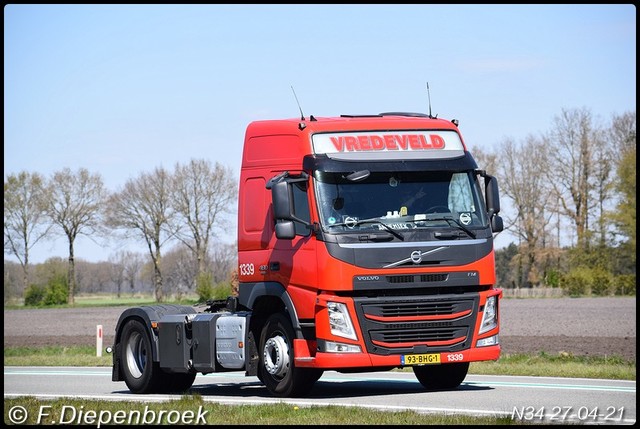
(327, 301, 358, 341)
(478, 295, 498, 334)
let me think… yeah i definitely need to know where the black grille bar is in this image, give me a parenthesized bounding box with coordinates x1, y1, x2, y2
(353, 293, 480, 355)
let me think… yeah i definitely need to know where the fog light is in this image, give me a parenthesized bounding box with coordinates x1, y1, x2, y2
(323, 341, 362, 353)
(477, 335, 499, 347)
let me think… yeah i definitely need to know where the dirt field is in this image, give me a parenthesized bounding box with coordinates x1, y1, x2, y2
(4, 297, 636, 361)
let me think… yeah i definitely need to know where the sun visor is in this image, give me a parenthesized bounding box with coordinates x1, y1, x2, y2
(312, 130, 465, 161)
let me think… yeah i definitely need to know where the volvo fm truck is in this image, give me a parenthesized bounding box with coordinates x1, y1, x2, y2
(111, 111, 504, 397)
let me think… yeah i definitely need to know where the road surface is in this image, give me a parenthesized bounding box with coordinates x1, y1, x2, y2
(4, 367, 637, 425)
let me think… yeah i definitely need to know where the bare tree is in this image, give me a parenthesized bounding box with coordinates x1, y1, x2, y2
(591, 125, 616, 247)
(545, 107, 601, 250)
(496, 135, 555, 287)
(105, 167, 174, 302)
(608, 110, 637, 163)
(109, 250, 143, 297)
(76, 259, 111, 294)
(108, 252, 127, 298)
(4, 171, 52, 292)
(209, 241, 237, 284)
(171, 159, 237, 278)
(468, 145, 498, 176)
(4, 261, 22, 304)
(162, 245, 196, 300)
(46, 168, 106, 304)
(122, 251, 143, 296)
(470, 144, 508, 232)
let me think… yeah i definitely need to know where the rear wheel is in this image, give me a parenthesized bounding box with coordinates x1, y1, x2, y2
(120, 318, 197, 393)
(120, 319, 162, 393)
(258, 313, 322, 397)
(412, 362, 469, 390)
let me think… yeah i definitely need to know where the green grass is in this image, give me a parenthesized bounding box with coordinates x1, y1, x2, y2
(470, 351, 635, 380)
(4, 396, 520, 425)
(4, 345, 635, 381)
(3, 294, 195, 309)
(4, 345, 112, 367)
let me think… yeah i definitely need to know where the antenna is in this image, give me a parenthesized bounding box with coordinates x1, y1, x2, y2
(426, 82, 433, 118)
(291, 86, 305, 120)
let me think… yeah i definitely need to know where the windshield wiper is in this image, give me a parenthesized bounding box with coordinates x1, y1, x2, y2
(327, 217, 405, 241)
(417, 214, 476, 239)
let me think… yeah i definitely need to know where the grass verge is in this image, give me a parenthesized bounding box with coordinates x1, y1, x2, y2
(4, 396, 520, 425)
(4, 345, 636, 380)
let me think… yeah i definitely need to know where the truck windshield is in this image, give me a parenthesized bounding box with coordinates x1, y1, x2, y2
(314, 170, 487, 234)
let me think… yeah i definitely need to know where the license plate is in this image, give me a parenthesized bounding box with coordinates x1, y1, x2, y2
(401, 353, 441, 365)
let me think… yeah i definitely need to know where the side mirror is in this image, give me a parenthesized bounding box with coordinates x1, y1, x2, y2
(275, 221, 296, 239)
(491, 214, 504, 233)
(272, 181, 294, 221)
(485, 174, 501, 216)
(269, 172, 312, 239)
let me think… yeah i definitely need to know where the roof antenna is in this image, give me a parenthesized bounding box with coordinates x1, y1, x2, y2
(291, 85, 305, 120)
(426, 82, 434, 119)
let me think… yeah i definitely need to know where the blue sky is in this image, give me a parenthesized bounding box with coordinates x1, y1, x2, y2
(4, 4, 636, 263)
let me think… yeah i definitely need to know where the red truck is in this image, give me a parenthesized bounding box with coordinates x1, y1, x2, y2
(111, 112, 504, 397)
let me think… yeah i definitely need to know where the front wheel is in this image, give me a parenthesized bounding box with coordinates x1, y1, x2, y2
(412, 362, 469, 390)
(258, 313, 322, 397)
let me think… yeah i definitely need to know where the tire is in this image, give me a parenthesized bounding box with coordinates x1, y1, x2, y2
(412, 362, 469, 390)
(162, 372, 197, 393)
(258, 313, 322, 397)
(119, 318, 162, 393)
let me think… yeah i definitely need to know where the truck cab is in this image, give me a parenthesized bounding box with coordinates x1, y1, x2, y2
(237, 112, 503, 395)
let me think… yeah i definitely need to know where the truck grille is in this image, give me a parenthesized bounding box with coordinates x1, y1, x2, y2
(354, 294, 479, 355)
(370, 327, 467, 347)
(387, 274, 449, 284)
(362, 301, 469, 318)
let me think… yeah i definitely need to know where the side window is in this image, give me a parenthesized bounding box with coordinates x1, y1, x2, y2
(291, 182, 311, 236)
(448, 172, 475, 213)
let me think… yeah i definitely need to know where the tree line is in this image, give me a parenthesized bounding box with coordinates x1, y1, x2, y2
(4, 107, 636, 304)
(4, 159, 237, 304)
(473, 107, 635, 294)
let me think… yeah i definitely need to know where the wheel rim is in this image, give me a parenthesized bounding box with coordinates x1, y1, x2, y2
(125, 331, 147, 379)
(263, 334, 290, 378)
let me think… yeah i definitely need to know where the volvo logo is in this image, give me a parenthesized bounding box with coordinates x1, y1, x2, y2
(356, 276, 380, 281)
(344, 216, 358, 228)
(383, 246, 447, 269)
(459, 212, 472, 225)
